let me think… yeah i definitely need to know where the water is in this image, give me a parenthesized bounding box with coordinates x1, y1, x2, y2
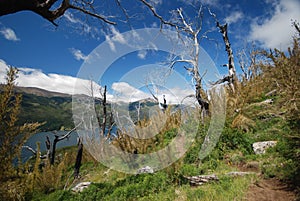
(20, 130, 78, 163)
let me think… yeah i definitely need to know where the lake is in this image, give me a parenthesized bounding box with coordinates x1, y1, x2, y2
(21, 130, 78, 163)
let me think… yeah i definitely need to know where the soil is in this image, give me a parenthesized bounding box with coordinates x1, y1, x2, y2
(244, 178, 297, 201)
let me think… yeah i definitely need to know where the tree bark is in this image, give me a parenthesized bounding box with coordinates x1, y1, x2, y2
(102, 85, 107, 136)
(74, 138, 83, 179)
(50, 135, 59, 165)
(216, 22, 238, 92)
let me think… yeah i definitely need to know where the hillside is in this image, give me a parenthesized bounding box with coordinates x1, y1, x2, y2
(12, 86, 161, 131)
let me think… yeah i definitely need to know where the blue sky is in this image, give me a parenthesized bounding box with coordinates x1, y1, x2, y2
(0, 0, 299, 102)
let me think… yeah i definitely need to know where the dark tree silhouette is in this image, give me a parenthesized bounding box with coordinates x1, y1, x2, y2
(0, 0, 116, 26)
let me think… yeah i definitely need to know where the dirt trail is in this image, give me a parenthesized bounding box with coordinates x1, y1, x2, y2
(244, 178, 297, 201)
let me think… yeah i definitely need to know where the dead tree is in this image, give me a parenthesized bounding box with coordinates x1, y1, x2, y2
(50, 123, 81, 165)
(207, 7, 238, 92)
(141, 2, 210, 113)
(73, 137, 83, 179)
(215, 22, 238, 92)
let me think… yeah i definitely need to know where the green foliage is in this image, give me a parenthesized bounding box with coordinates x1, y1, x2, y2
(184, 175, 253, 201)
(218, 126, 254, 156)
(0, 67, 40, 200)
(32, 172, 171, 201)
(18, 93, 74, 131)
(258, 29, 300, 187)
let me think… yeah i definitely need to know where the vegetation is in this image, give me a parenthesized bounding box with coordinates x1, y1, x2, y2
(0, 30, 299, 200)
(18, 93, 74, 131)
(25, 25, 298, 200)
(0, 3, 299, 197)
(0, 67, 41, 200)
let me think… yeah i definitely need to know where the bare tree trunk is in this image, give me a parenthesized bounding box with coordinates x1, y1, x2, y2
(45, 136, 51, 161)
(49, 124, 80, 165)
(102, 85, 107, 136)
(216, 22, 238, 92)
(50, 135, 59, 165)
(74, 138, 83, 179)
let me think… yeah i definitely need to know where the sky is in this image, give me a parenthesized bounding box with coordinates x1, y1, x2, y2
(0, 0, 299, 103)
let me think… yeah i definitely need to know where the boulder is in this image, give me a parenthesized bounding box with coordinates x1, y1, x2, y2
(184, 174, 219, 186)
(253, 141, 277, 154)
(71, 182, 92, 193)
(136, 166, 154, 174)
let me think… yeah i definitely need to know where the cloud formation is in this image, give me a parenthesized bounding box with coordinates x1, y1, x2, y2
(249, 0, 300, 49)
(111, 82, 150, 102)
(69, 48, 88, 61)
(201, 0, 219, 7)
(224, 11, 243, 24)
(105, 26, 127, 52)
(0, 27, 20, 41)
(0, 60, 195, 104)
(64, 11, 100, 37)
(137, 50, 147, 59)
(0, 59, 100, 96)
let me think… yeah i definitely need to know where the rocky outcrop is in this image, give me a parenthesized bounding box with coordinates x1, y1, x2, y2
(184, 174, 219, 186)
(136, 166, 154, 174)
(253, 141, 277, 154)
(71, 182, 92, 193)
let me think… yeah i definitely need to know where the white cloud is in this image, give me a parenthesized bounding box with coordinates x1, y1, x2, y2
(64, 11, 92, 34)
(0, 60, 195, 104)
(111, 81, 195, 104)
(110, 26, 126, 44)
(249, 0, 300, 49)
(105, 35, 116, 52)
(111, 82, 150, 102)
(137, 50, 147, 59)
(0, 27, 20, 41)
(0, 59, 101, 96)
(104, 26, 127, 52)
(224, 11, 243, 24)
(201, 0, 219, 7)
(159, 87, 194, 105)
(69, 48, 88, 61)
(149, 0, 162, 6)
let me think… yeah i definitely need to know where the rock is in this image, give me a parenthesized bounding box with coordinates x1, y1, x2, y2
(136, 166, 154, 174)
(184, 174, 219, 186)
(225, 171, 256, 177)
(71, 182, 92, 193)
(253, 141, 277, 154)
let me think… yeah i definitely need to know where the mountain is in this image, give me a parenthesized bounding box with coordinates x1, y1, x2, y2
(14, 86, 71, 98)
(4, 86, 173, 131)
(17, 88, 74, 131)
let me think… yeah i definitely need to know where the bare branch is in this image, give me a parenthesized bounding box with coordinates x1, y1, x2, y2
(139, 0, 178, 29)
(145, 82, 158, 102)
(22, 145, 47, 159)
(170, 59, 195, 69)
(177, 8, 193, 34)
(69, 4, 116, 25)
(22, 145, 37, 155)
(57, 121, 82, 141)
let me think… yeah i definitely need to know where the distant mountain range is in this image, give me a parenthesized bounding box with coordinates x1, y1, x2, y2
(1, 85, 160, 131)
(14, 86, 72, 98)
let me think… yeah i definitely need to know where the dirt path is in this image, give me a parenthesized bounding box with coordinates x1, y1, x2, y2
(244, 178, 296, 201)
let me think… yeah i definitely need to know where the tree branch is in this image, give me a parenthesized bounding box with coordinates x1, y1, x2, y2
(139, 0, 178, 29)
(69, 4, 116, 25)
(0, 0, 116, 26)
